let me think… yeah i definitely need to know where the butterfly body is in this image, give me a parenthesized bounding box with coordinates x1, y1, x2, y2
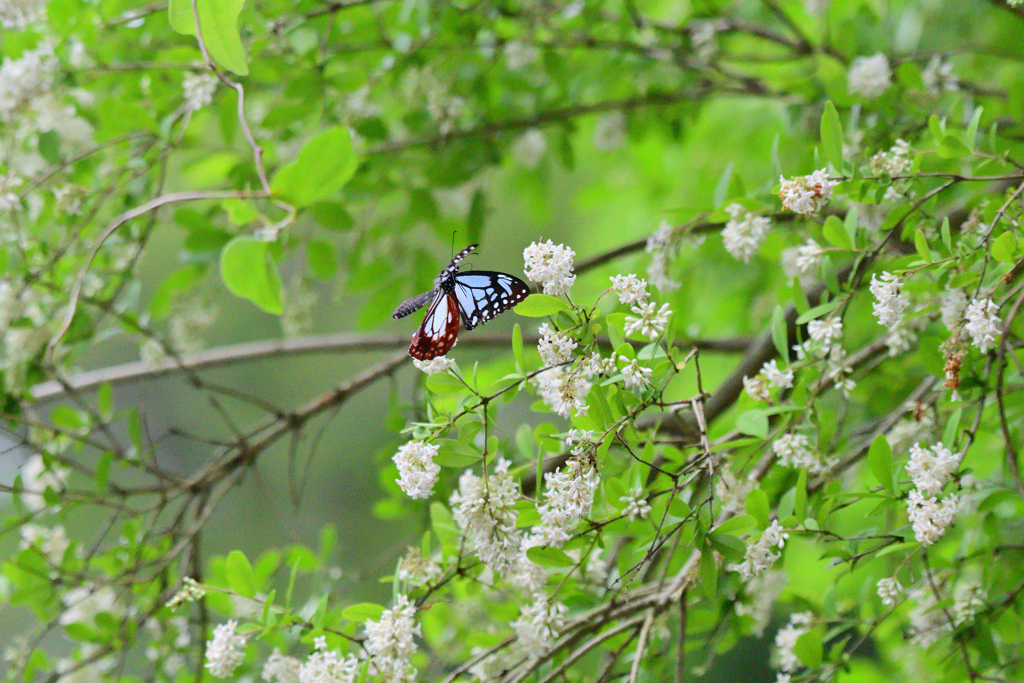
(393, 244, 530, 360)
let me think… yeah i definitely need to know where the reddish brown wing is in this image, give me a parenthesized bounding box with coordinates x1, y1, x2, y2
(408, 292, 460, 360)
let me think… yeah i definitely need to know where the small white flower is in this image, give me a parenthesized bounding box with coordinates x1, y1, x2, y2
(364, 594, 420, 683)
(167, 577, 206, 609)
(624, 301, 671, 340)
(940, 288, 968, 330)
(876, 577, 903, 607)
(205, 620, 246, 679)
(536, 367, 591, 417)
(392, 440, 441, 500)
(183, 72, 218, 111)
(922, 56, 959, 94)
(869, 272, 909, 327)
(848, 53, 892, 99)
(18, 454, 68, 511)
(729, 520, 788, 581)
(869, 140, 912, 177)
(523, 240, 576, 296)
(952, 579, 986, 626)
(60, 585, 120, 626)
(906, 441, 958, 497)
(907, 489, 959, 546)
(533, 456, 600, 546)
(620, 487, 652, 521)
(963, 297, 1001, 353)
(450, 458, 521, 576)
(722, 204, 772, 263)
(18, 524, 69, 564)
(565, 429, 596, 456)
(774, 612, 813, 673)
(743, 374, 770, 402)
(773, 433, 825, 472)
(262, 649, 302, 683)
(609, 273, 650, 305)
(412, 356, 454, 375)
(619, 356, 653, 390)
(779, 169, 835, 215)
(537, 323, 578, 366)
(761, 359, 794, 389)
(512, 597, 567, 659)
(807, 316, 843, 348)
(504, 40, 539, 70)
(0, 0, 45, 29)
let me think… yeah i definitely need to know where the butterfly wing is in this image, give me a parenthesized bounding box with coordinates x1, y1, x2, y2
(409, 291, 460, 360)
(392, 291, 434, 320)
(453, 271, 530, 330)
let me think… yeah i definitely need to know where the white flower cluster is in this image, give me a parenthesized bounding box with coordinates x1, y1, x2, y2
(778, 169, 835, 215)
(523, 240, 576, 296)
(60, 584, 120, 626)
(744, 359, 794, 402)
(773, 433, 827, 473)
(261, 649, 302, 683)
(412, 355, 454, 375)
(512, 128, 547, 168)
(538, 323, 578, 366)
(533, 457, 600, 546)
(18, 453, 67, 511)
(963, 297, 1001, 353)
(512, 596, 568, 659)
(808, 316, 843, 349)
(940, 288, 968, 330)
(536, 365, 592, 417)
(619, 356, 653, 390)
(0, 41, 56, 116)
(730, 520, 789, 581)
(869, 139, 912, 177)
(773, 612, 813, 674)
(781, 239, 824, 283)
(869, 272, 908, 327)
(166, 576, 206, 609)
(907, 585, 952, 646)
(392, 440, 441, 499)
(504, 40, 539, 70)
(848, 53, 892, 99)
(565, 428, 596, 456)
(952, 579, 986, 626)
(907, 489, 959, 547)
(735, 571, 787, 637)
(876, 576, 903, 607)
(922, 55, 959, 94)
(722, 204, 771, 263)
(624, 301, 671, 340)
(183, 72, 219, 111)
(450, 458, 521, 575)
(364, 595, 420, 683)
(715, 467, 755, 514)
(619, 487, 652, 521)
(395, 546, 442, 587)
(0, 0, 45, 29)
(906, 442, 957, 496)
(19, 523, 69, 564)
(645, 220, 683, 292)
(609, 273, 650, 305)
(205, 620, 247, 679)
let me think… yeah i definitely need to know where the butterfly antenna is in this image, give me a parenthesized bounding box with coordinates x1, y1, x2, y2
(450, 231, 457, 260)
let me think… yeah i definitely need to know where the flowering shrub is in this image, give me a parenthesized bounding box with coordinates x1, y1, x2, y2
(3, 0, 1024, 682)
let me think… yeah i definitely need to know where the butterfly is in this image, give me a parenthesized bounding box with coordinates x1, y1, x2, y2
(392, 244, 530, 360)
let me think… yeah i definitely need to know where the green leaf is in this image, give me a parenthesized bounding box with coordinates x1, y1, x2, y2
(992, 232, 1017, 263)
(307, 239, 337, 279)
(938, 135, 971, 159)
(149, 265, 205, 320)
(794, 469, 808, 520)
(822, 215, 851, 249)
(514, 294, 569, 317)
(820, 101, 843, 171)
(271, 128, 359, 207)
(713, 515, 756, 537)
(341, 603, 385, 623)
(794, 630, 823, 669)
(429, 502, 459, 550)
(771, 306, 788, 359)
(965, 106, 984, 152)
(868, 434, 894, 495)
(526, 546, 575, 568)
(844, 205, 859, 249)
(225, 550, 257, 598)
(425, 372, 463, 396)
(168, 0, 248, 75)
(433, 439, 480, 468)
(795, 299, 840, 325)
(467, 189, 485, 244)
(736, 410, 768, 439)
(668, 498, 692, 520)
(914, 230, 932, 262)
(512, 323, 525, 371)
(220, 237, 283, 314)
(745, 489, 770, 529)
